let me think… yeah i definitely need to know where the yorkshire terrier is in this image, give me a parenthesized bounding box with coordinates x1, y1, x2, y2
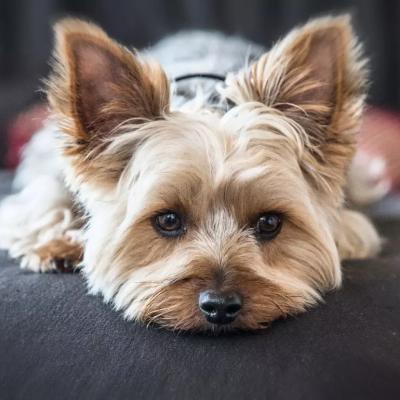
(0, 15, 381, 331)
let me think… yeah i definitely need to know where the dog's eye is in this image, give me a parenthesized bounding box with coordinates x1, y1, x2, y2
(255, 213, 282, 240)
(153, 211, 185, 238)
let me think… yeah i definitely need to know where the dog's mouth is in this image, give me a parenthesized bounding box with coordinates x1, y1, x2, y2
(144, 306, 273, 334)
(141, 275, 309, 332)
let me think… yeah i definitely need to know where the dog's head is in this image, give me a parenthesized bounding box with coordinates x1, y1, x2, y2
(48, 16, 367, 331)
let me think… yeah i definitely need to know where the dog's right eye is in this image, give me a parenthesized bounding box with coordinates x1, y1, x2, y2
(254, 212, 282, 241)
(153, 211, 185, 238)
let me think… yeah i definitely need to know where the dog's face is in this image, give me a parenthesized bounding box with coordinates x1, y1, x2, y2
(48, 16, 367, 330)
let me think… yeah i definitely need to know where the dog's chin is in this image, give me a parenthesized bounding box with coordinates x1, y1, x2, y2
(152, 320, 272, 335)
(143, 309, 285, 334)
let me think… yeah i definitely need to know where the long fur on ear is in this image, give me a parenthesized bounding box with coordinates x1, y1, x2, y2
(47, 19, 170, 184)
(222, 15, 368, 201)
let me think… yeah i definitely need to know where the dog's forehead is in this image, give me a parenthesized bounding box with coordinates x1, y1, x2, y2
(126, 112, 307, 219)
(132, 108, 302, 173)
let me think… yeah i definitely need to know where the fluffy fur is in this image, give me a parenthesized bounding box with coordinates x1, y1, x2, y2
(0, 15, 381, 331)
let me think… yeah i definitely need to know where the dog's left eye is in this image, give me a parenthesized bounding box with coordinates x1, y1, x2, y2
(254, 212, 282, 240)
(153, 211, 185, 238)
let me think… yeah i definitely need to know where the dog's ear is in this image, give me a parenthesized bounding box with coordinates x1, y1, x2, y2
(224, 15, 367, 198)
(47, 19, 169, 178)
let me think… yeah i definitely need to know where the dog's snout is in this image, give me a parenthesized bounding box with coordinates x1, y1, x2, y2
(198, 289, 242, 324)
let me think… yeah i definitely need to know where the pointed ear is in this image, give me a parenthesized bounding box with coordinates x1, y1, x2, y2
(47, 18, 169, 152)
(224, 15, 368, 196)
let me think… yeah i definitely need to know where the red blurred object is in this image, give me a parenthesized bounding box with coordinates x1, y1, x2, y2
(5, 104, 49, 169)
(358, 107, 400, 192)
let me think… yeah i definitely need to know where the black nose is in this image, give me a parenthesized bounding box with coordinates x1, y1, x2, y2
(198, 290, 242, 324)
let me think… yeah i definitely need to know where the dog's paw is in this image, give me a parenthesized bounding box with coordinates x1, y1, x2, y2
(336, 209, 381, 260)
(20, 237, 83, 273)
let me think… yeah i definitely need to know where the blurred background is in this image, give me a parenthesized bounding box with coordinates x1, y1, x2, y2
(1, 0, 400, 196)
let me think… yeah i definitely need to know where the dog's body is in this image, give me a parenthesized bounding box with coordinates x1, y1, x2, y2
(0, 17, 381, 331)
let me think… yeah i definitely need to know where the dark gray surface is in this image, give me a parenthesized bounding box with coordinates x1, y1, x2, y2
(0, 171, 400, 400)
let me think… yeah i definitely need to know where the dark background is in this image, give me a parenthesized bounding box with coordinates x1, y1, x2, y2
(1, 0, 400, 166)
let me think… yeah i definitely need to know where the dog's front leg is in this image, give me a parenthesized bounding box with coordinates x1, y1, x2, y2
(335, 208, 381, 260)
(0, 177, 84, 272)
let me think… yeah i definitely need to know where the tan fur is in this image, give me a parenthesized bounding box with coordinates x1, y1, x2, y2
(47, 18, 170, 188)
(221, 15, 367, 205)
(35, 237, 83, 270)
(12, 15, 381, 331)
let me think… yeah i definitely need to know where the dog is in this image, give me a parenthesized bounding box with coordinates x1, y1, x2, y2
(0, 15, 381, 331)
